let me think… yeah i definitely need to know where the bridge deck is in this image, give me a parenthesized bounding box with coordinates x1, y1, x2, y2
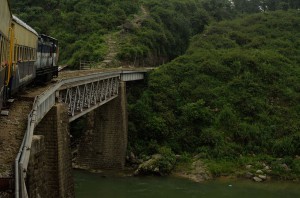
(0, 68, 149, 195)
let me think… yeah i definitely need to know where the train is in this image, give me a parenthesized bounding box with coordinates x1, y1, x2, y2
(0, 0, 59, 111)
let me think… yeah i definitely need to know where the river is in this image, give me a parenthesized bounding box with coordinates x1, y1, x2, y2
(74, 170, 300, 198)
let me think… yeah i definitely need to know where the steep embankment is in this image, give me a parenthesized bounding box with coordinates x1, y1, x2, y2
(129, 10, 300, 180)
(99, 5, 150, 68)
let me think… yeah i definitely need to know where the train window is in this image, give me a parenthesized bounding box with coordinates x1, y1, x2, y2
(1, 36, 4, 65)
(15, 46, 17, 62)
(14, 46, 16, 63)
(33, 48, 35, 60)
(16, 46, 18, 61)
(18, 46, 21, 61)
(24, 47, 26, 61)
(21, 47, 24, 61)
(0, 35, 2, 65)
(3, 39, 7, 64)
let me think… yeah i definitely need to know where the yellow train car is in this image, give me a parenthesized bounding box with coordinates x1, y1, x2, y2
(0, 0, 12, 110)
(0, 0, 11, 41)
(11, 15, 38, 92)
(1, 0, 57, 111)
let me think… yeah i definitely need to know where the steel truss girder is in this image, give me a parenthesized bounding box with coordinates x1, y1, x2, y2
(58, 76, 120, 121)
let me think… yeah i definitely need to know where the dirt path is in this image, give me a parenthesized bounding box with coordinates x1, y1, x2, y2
(98, 5, 149, 68)
(99, 34, 119, 67)
(132, 5, 149, 26)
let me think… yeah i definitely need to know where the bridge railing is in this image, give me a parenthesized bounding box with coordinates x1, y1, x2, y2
(15, 80, 62, 198)
(14, 70, 148, 198)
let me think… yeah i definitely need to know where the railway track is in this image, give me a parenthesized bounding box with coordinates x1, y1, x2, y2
(0, 67, 148, 194)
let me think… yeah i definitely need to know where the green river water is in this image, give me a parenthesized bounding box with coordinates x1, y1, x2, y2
(74, 170, 300, 198)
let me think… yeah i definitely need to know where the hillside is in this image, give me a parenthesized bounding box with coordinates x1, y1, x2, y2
(10, 0, 140, 66)
(128, 10, 300, 178)
(9, 0, 300, 179)
(10, 0, 300, 68)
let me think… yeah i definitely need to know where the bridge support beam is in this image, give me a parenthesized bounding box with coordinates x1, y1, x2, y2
(33, 104, 74, 198)
(77, 81, 128, 169)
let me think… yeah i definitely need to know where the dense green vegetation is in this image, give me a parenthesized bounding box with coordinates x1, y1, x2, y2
(118, 0, 300, 65)
(11, 0, 300, 178)
(11, 0, 140, 66)
(11, 0, 300, 67)
(128, 10, 300, 177)
(117, 0, 211, 66)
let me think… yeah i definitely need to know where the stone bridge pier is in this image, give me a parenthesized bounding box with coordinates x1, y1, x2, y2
(26, 81, 128, 197)
(76, 81, 128, 169)
(28, 104, 74, 198)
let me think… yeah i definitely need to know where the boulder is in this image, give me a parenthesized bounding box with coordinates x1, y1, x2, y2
(173, 160, 212, 182)
(253, 176, 263, 182)
(245, 172, 254, 179)
(258, 175, 267, 180)
(130, 152, 136, 161)
(256, 170, 264, 174)
(280, 163, 291, 171)
(134, 154, 175, 176)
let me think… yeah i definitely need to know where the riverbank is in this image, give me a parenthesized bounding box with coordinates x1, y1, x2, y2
(72, 148, 300, 183)
(129, 152, 300, 183)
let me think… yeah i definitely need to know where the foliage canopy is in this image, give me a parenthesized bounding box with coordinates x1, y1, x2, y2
(129, 11, 300, 161)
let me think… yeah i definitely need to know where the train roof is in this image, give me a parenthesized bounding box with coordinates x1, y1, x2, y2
(7, 0, 12, 17)
(12, 15, 38, 36)
(40, 34, 58, 42)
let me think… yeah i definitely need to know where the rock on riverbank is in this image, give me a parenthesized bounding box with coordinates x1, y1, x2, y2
(173, 159, 212, 183)
(134, 154, 176, 176)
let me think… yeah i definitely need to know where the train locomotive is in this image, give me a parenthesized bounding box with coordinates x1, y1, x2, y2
(0, 0, 58, 111)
